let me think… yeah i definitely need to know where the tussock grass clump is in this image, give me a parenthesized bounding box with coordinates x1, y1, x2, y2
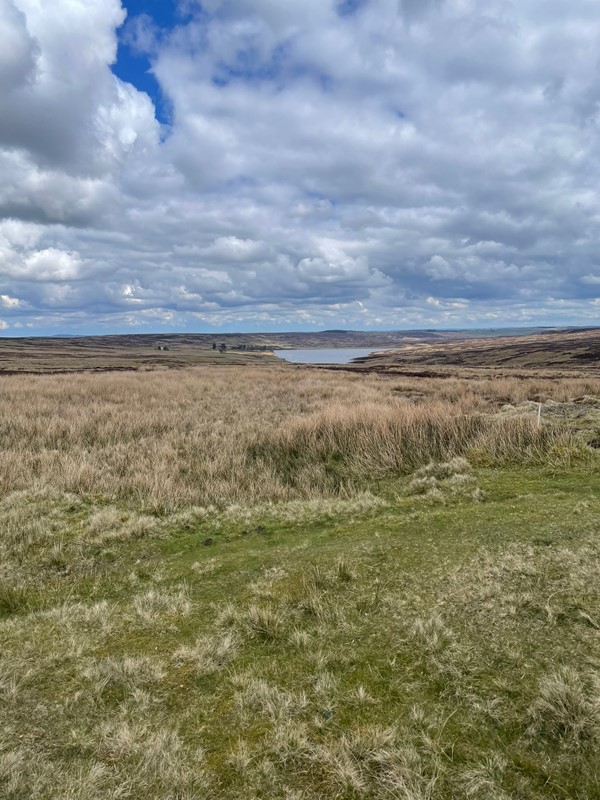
(83, 655, 165, 700)
(88, 507, 122, 534)
(216, 601, 290, 640)
(305, 725, 442, 799)
(130, 587, 192, 630)
(407, 456, 481, 502)
(235, 678, 309, 722)
(173, 631, 239, 675)
(0, 584, 30, 617)
(470, 418, 588, 467)
(92, 721, 210, 798)
(0, 670, 32, 705)
(411, 614, 454, 654)
(528, 667, 600, 745)
(408, 475, 439, 495)
(335, 557, 355, 583)
(461, 755, 511, 800)
(243, 604, 288, 640)
(88, 508, 161, 543)
(412, 456, 472, 481)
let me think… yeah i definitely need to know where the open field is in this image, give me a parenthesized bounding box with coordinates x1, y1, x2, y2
(2, 364, 600, 798)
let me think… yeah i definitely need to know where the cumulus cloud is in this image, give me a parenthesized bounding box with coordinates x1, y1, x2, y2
(0, 0, 599, 332)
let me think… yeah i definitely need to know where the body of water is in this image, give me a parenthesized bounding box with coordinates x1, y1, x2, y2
(274, 348, 388, 364)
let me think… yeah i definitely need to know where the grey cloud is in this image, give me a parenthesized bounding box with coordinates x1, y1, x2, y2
(399, 0, 442, 22)
(0, 0, 38, 87)
(1, 0, 600, 332)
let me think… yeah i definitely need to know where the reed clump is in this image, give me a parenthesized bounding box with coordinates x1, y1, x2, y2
(249, 402, 579, 491)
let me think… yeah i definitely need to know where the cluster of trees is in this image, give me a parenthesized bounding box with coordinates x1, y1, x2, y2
(212, 343, 272, 352)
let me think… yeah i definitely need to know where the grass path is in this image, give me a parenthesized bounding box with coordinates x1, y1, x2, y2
(2, 464, 600, 798)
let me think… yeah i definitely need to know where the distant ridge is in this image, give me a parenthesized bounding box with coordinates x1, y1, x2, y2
(349, 327, 600, 373)
(0, 326, 597, 374)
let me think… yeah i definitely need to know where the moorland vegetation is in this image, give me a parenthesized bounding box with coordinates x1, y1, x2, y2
(1, 364, 600, 799)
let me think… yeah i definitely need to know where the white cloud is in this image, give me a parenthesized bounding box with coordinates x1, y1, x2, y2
(20, 249, 83, 282)
(1, 0, 600, 331)
(205, 236, 271, 262)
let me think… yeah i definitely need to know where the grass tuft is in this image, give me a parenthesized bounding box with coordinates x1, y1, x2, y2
(173, 631, 239, 675)
(528, 667, 600, 744)
(0, 584, 30, 617)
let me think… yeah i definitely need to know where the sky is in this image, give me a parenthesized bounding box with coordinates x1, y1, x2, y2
(1, 0, 600, 335)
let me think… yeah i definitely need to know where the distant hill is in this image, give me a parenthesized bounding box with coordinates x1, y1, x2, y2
(350, 328, 600, 375)
(0, 327, 593, 374)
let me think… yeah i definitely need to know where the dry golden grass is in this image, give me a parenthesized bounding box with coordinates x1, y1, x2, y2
(0, 359, 599, 798)
(0, 366, 596, 511)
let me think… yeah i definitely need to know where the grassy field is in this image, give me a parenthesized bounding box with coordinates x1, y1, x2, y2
(2, 364, 600, 798)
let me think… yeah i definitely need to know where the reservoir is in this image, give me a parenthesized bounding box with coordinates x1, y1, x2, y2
(274, 348, 388, 365)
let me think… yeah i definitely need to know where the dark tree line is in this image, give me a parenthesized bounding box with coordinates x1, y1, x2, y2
(212, 342, 272, 352)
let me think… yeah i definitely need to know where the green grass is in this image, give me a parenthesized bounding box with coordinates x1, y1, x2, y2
(2, 463, 600, 798)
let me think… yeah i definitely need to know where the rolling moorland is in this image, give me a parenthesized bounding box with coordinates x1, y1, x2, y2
(0, 330, 436, 373)
(2, 330, 600, 799)
(350, 327, 600, 377)
(0, 326, 561, 373)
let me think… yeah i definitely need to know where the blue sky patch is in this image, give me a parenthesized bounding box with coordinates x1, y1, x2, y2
(111, 0, 186, 125)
